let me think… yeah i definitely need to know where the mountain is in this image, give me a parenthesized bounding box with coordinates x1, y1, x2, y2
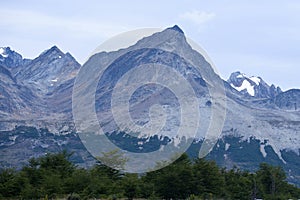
(15, 46, 80, 95)
(228, 71, 282, 98)
(0, 47, 26, 68)
(15, 46, 80, 118)
(0, 26, 299, 185)
(0, 46, 80, 124)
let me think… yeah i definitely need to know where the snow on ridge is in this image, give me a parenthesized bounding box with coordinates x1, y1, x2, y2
(250, 76, 261, 85)
(230, 80, 255, 96)
(0, 47, 8, 58)
(236, 74, 244, 78)
(260, 144, 267, 157)
(225, 143, 230, 151)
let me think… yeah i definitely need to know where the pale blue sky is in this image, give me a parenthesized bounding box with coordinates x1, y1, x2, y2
(1, 0, 299, 90)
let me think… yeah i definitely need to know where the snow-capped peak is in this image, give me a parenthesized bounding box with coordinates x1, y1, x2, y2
(228, 71, 281, 98)
(228, 72, 258, 96)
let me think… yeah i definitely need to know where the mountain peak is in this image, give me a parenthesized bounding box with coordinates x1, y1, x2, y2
(15, 45, 81, 95)
(0, 47, 10, 58)
(167, 25, 184, 34)
(228, 71, 281, 98)
(0, 47, 17, 58)
(0, 46, 24, 68)
(49, 45, 60, 51)
(39, 45, 64, 58)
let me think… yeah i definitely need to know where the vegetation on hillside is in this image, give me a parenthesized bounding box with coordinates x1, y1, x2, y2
(0, 151, 299, 199)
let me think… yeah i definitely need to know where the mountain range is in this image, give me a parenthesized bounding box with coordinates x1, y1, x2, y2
(0, 26, 299, 185)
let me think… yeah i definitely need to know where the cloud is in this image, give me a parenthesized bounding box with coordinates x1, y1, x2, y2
(179, 10, 216, 25)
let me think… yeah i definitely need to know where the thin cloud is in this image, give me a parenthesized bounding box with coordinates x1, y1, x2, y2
(0, 8, 128, 39)
(180, 10, 216, 25)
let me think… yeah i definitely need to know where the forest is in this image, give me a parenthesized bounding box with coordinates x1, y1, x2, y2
(0, 151, 299, 200)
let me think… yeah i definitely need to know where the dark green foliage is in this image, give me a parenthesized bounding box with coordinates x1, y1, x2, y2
(257, 163, 286, 196)
(144, 154, 194, 199)
(0, 168, 20, 197)
(39, 150, 76, 178)
(223, 167, 253, 199)
(122, 174, 140, 200)
(192, 158, 225, 197)
(256, 163, 300, 199)
(0, 151, 299, 199)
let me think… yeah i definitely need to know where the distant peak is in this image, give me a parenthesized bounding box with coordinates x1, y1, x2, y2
(167, 25, 184, 34)
(0, 47, 11, 51)
(40, 45, 64, 57)
(229, 71, 261, 83)
(0, 47, 12, 57)
(228, 71, 245, 80)
(228, 71, 283, 98)
(49, 45, 62, 53)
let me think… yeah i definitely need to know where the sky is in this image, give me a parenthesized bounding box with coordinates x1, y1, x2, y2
(0, 0, 299, 90)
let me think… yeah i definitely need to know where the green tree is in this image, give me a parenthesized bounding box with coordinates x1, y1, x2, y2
(192, 158, 225, 198)
(257, 163, 287, 197)
(0, 168, 19, 197)
(122, 173, 140, 200)
(223, 167, 253, 199)
(145, 153, 193, 199)
(19, 151, 76, 198)
(39, 150, 75, 179)
(64, 168, 92, 195)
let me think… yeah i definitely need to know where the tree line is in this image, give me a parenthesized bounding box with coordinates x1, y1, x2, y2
(0, 151, 299, 199)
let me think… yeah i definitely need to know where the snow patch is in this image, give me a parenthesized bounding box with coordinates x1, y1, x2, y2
(9, 135, 18, 142)
(225, 143, 230, 151)
(41, 143, 49, 148)
(0, 48, 8, 58)
(231, 80, 255, 96)
(260, 144, 267, 158)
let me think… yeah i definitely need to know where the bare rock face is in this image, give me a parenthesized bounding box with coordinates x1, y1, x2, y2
(272, 89, 300, 111)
